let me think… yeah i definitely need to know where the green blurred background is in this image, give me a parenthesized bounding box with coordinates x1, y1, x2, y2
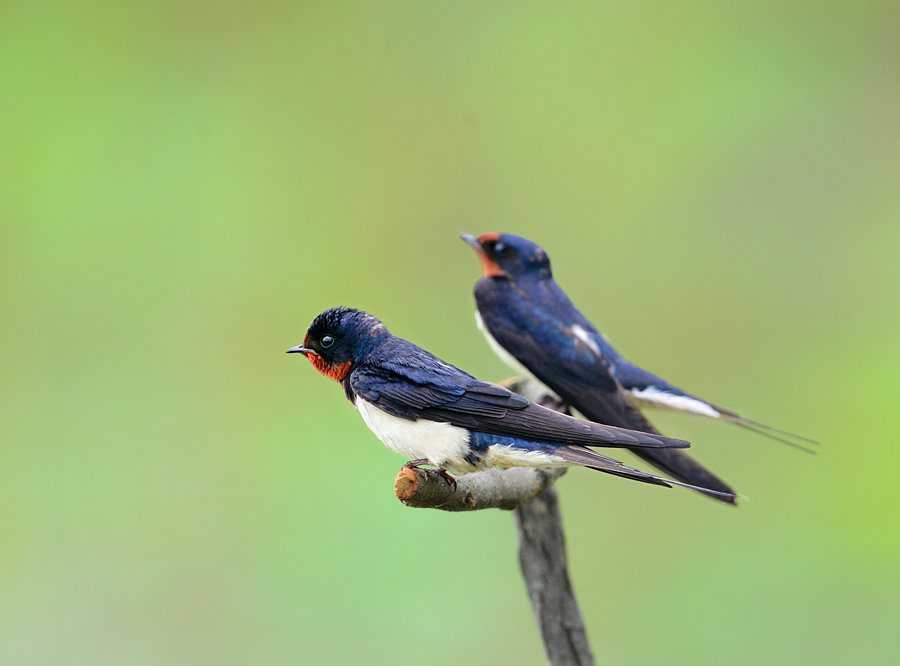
(2, 2, 898, 664)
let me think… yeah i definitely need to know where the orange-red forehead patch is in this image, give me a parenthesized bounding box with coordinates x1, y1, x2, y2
(471, 232, 507, 278)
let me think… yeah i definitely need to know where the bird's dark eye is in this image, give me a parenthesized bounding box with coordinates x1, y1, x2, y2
(494, 241, 507, 254)
(320, 335, 335, 349)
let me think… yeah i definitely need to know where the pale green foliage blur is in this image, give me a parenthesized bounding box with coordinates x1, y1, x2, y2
(1, 2, 898, 665)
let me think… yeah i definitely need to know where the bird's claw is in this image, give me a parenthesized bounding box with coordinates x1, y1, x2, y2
(403, 460, 457, 490)
(431, 468, 458, 490)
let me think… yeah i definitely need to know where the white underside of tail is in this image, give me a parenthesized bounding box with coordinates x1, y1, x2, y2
(627, 386, 720, 418)
(482, 445, 568, 469)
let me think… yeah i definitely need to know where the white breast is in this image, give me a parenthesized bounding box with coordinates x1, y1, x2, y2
(356, 399, 474, 474)
(357, 398, 576, 474)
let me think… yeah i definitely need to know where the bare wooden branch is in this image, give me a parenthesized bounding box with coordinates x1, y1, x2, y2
(392, 376, 594, 664)
(515, 485, 595, 666)
(394, 465, 566, 511)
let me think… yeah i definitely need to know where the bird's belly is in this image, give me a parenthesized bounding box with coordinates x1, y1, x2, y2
(356, 399, 474, 474)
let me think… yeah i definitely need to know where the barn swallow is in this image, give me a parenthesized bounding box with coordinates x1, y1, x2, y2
(286, 307, 735, 500)
(462, 232, 815, 498)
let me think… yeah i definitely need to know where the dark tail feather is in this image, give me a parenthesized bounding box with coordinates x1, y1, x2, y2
(554, 445, 737, 503)
(575, 397, 738, 504)
(630, 447, 737, 505)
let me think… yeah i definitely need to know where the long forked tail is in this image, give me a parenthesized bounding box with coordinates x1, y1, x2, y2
(554, 445, 737, 504)
(572, 396, 738, 504)
(716, 408, 820, 454)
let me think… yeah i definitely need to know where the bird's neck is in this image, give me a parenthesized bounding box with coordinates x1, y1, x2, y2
(307, 354, 353, 382)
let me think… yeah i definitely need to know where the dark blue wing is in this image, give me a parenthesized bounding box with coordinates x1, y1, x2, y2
(349, 337, 689, 450)
(475, 278, 658, 431)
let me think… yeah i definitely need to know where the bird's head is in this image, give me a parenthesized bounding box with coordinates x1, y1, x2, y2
(286, 307, 390, 381)
(461, 232, 552, 281)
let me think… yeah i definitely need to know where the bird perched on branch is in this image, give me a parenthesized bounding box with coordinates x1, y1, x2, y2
(462, 232, 817, 503)
(287, 307, 734, 500)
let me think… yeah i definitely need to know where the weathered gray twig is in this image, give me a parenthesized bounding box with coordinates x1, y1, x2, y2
(515, 484, 595, 666)
(394, 465, 566, 511)
(394, 376, 594, 665)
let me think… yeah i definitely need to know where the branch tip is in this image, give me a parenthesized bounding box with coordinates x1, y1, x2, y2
(394, 466, 419, 502)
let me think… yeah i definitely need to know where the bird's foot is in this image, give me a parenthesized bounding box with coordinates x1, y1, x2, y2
(429, 467, 458, 490)
(402, 460, 457, 490)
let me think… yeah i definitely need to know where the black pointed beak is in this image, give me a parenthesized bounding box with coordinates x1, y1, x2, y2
(286, 345, 312, 355)
(460, 234, 483, 252)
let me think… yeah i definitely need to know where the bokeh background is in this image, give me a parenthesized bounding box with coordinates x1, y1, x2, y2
(2, 2, 899, 664)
